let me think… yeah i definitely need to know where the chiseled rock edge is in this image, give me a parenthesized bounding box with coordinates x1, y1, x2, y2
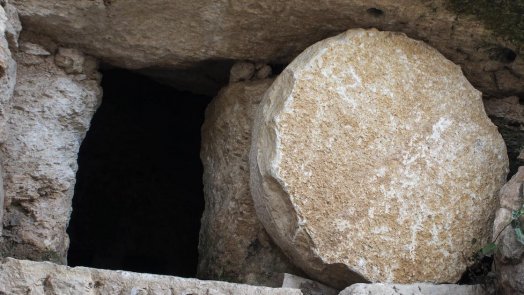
(0, 37, 101, 262)
(339, 283, 489, 295)
(0, 258, 303, 295)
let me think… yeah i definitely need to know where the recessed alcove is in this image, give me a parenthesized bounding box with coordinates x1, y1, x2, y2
(67, 69, 212, 277)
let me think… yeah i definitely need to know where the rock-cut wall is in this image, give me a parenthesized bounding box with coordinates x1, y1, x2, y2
(0, 36, 101, 262)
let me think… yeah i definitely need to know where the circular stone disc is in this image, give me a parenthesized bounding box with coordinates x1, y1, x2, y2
(249, 29, 508, 287)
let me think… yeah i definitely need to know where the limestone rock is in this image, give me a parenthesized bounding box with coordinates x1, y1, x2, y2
(281, 273, 338, 295)
(0, 2, 19, 235)
(198, 79, 301, 286)
(0, 37, 101, 262)
(339, 283, 488, 295)
(250, 29, 508, 287)
(230, 61, 256, 83)
(493, 167, 524, 294)
(0, 258, 303, 295)
(11, 0, 524, 97)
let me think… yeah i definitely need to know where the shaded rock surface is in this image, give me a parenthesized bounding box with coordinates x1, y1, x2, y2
(198, 79, 301, 286)
(11, 0, 523, 97)
(484, 97, 524, 178)
(0, 36, 101, 262)
(340, 283, 488, 295)
(493, 166, 524, 295)
(0, 257, 303, 295)
(250, 29, 508, 288)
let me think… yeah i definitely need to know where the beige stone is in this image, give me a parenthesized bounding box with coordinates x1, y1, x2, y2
(198, 79, 300, 286)
(250, 29, 508, 287)
(0, 37, 101, 262)
(339, 283, 488, 295)
(229, 61, 255, 83)
(11, 0, 524, 97)
(281, 273, 338, 295)
(0, 258, 303, 295)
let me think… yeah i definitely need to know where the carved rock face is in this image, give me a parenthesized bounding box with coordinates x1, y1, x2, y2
(250, 29, 508, 287)
(198, 79, 301, 286)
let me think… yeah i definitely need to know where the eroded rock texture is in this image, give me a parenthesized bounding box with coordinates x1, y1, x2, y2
(0, 2, 20, 235)
(0, 258, 302, 295)
(11, 0, 523, 96)
(199, 79, 301, 286)
(250, 29, 508, 288)
(0, 38, 101, 262)
(493, 167, 524, 295)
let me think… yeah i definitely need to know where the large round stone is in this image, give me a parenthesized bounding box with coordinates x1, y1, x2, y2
(249, 29, 508, 288)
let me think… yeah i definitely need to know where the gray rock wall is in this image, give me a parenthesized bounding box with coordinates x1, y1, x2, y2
(0, 36, 101, 262)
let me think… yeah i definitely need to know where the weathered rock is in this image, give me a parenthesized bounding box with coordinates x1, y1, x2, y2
(0, 2, 20, 236)
(230, 61, 256, 83)
(339, 283, 488, 295)
(0, 258, 303, 295)
(198, 79, 301, 286)
(11, 0, 524, 97)
(493, 166, 524, 294)
(0, 38, 101, 262)
(484, 97, 524, 177)
(281, 273, 338, 295)
(250, 29, 508, 287)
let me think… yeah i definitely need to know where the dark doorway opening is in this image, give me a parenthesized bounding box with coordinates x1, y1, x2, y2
(67, 69, 212, 277)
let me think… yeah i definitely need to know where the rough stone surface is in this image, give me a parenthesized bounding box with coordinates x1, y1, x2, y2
(250, 29, 508, 287)
(281, 273, 338, 295)
(0, 258, 303, 295)
(11, 0, 524, 97)
(493, 166, 524, 295)
(198, 79, 301, 286)
(0, 38, 102, 262)
(339, 283, 488, 295)
(229, 61, 256, 83)
(484, 97, 524, 177)
(0, 2, 20, 236)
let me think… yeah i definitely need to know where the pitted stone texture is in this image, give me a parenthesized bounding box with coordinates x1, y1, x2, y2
(250, 29, 508, 287)
(11, 0, 524, 97)
(0, 258, 303, 295)
(493, 167, 524, 295)
(339, 283, 488, 295)
(0, 41, 101, 262)
(198, 79, 301, 286)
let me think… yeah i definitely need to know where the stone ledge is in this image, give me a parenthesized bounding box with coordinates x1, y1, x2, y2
(0, 258, 303, 295)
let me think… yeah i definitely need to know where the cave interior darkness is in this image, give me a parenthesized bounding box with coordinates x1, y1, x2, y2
(67, 69, 212, 277)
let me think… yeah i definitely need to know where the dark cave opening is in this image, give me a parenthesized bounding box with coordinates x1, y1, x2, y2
(67, 69, 212, 277)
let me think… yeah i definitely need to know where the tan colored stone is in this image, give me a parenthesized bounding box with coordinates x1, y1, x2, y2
(339, 283, 488, 295)
(198, 79, 301, 286)
(0, 37, 101, 262)
(11, 0, 524, 97)
(250, 29, 508, 287)
(281, 273, 338, 295)
(0, 258, 303, 295)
